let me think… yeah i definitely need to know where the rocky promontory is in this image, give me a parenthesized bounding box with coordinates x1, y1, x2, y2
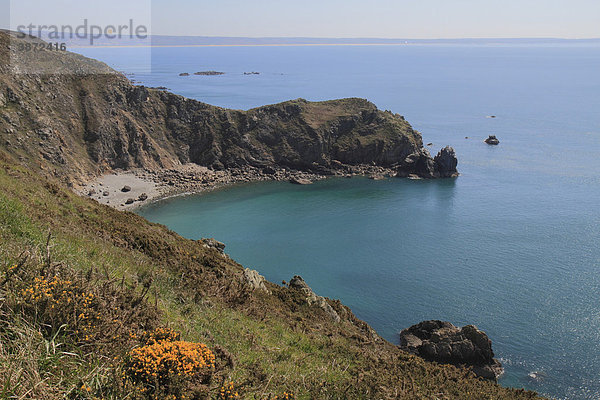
(400, 320, 503, 380)
(0, 30, 457, 191)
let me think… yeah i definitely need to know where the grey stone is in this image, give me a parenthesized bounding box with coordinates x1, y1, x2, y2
(289, 276, 340, 323)
(241, 268, 270, 293)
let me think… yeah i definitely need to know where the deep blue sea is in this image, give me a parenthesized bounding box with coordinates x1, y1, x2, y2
(76, 44, 600, 400)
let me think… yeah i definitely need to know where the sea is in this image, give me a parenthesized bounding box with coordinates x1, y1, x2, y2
(75, 42, 600, 400)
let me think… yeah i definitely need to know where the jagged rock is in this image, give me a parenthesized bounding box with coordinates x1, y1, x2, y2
(200, 238, 226, 254)
(121, 186, 132, 193)
(88, 189, 96, 196)
(485, 135, 500, 145)
(289, 177, 313, 185)
(400, 320, 503, 380)
(179, 72, 190, 76)
(241, 268, 270, 293)
(400, 147, 459, 179)
(434, 146, 459, 178)
(399, 149, 436, 178)
(289, 276, 340, 323)
(0, 92, 6, 107)
(137, 193, 148, 201)
(125, 198, 135, 205)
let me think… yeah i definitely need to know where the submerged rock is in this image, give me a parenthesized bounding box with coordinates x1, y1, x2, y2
(485, 135, 500, 145)
(400, 320, 503, 380)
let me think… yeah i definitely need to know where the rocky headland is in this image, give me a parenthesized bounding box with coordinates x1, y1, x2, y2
(400, 320, 504, 381)
(0, 30, 458, 211)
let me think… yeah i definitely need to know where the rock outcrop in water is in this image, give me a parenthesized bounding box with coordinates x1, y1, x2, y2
(485, 135, 500, 145)
(400, 320, 503, 380)
(397, 146, 459, 178)
(0, 31, 457, 184)
(434, 146, 459, 178)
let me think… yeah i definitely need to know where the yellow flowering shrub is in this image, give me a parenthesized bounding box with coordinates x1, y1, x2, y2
(219, 381, 240, 399)
(125, 329, 215, 398)
(19, 275, 100, 340)
(141, 327, 181, 345)
(270, 393, 295, 400)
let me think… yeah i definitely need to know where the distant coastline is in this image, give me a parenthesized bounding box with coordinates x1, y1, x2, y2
(28, 32, 600, 48)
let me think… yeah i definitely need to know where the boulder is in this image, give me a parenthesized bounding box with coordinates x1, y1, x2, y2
(434, 146, 459, 178)
(289, 177, 313, 185)
(103, 191, 109, 196)
(241, 268, 270, 293)
(485, 135, 500, 145)
(121, 185, 132, 192)
(399, 149, 436, 178)
(137, 193, 148, 202)
(289, 276, 340, 323)
(200, 238, 226, 254)
(262, 166, 277, 175)
(125, 198, 135, 205)
(400, 320, 503, 380)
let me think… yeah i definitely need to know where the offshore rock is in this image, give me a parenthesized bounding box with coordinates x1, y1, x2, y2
(400, 320, 503, 381)
(399, 146, 459, 179)
(485, 135, 500, 145)
(289, 276, 340, 323)
(434, 146, 459, 178)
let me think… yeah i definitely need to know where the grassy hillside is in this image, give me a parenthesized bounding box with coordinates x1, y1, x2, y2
(0, 150, 543, 399)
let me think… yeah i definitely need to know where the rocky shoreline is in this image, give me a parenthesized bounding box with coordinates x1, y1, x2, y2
(76, 162, 404, 211)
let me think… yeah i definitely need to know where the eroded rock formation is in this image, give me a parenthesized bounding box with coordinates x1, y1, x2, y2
(400, 320, 503, 380)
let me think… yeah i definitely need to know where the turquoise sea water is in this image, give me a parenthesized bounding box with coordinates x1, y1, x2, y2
(76, 44, 600, 399)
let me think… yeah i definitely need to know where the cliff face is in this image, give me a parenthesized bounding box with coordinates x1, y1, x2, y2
(0, 31, 456, 183)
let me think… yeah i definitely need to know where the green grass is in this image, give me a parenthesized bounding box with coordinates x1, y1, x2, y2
(0, 156, 545, 399)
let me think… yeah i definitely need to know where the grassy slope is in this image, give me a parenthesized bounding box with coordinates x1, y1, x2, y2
(0, 149, 544, 400)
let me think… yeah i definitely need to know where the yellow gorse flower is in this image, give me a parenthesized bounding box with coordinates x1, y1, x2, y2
(126, 331, 215, 386)
(219, 381, 240, 399)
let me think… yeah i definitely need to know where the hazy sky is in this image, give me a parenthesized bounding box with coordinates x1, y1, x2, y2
(3, 0, 600, 39)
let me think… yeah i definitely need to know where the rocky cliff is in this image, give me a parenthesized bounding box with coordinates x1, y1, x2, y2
(400, 320, 504, 381)
(0, 31, 457, 184)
